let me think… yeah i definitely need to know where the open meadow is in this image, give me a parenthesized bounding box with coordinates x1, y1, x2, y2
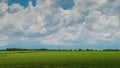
(0, 51, 120, 68)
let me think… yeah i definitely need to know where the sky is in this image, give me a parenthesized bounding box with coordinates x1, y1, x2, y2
(0, 0, 120, 49)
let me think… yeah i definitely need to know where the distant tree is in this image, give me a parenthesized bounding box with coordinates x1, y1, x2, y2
(6, 48, 28, 51)
(69, 49, 73, 51)
(40, 48, 48, 51)
(74, 49, 77, 51)
(86, 49, 94, 51)
(0, 49, 4, 51)
(58, 49, 61, 51)
(78, 49, 83, 51)
(103, 49, 119, 51)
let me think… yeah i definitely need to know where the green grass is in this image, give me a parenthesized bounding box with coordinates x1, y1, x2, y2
(0, 51, 120, 68)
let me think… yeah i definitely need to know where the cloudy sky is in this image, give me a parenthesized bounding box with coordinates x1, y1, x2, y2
(0, 0, 120, 49)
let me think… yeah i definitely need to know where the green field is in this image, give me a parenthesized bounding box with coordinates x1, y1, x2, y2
(0, 51, 120, 68)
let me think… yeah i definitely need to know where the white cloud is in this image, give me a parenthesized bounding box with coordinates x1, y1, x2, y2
(0, 35, 9, 46)
(8, 4, 24, 14)
(0, 3, 8, 18)
(0, 0, 120, 46)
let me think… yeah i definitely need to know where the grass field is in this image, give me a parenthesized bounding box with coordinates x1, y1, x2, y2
(0, 51, 120, 68)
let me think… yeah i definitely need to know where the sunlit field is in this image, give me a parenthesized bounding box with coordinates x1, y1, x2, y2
(0, 51, 120, 68)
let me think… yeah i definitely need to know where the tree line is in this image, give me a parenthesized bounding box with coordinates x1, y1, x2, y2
(0, 48, 119, 51)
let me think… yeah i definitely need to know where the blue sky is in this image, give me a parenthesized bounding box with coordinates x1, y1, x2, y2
(7, 0, 74, 9)
(0, 0, 120, 49)
(8, 0, 36, 7)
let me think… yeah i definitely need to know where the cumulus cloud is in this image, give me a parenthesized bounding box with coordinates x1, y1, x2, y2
(0, 35, 9, 46)
(0, 0, 120, 47)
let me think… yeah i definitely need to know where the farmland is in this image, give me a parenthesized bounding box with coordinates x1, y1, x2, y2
(0, 51, 120, 68)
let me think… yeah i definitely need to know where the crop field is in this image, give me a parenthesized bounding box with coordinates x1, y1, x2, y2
(0, 51, 120, 68)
